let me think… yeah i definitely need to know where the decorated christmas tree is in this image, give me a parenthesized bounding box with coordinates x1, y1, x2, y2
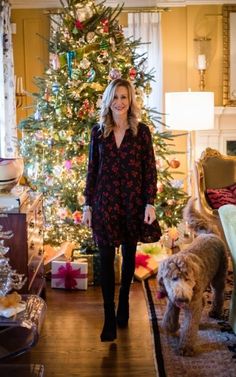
(19, 0, 188, 248)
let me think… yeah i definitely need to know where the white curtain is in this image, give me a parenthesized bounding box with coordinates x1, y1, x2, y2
(126, 13, 163, 122)
(0, 0, 17, 158)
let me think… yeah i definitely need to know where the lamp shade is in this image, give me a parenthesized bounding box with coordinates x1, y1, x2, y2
(165, 91, 214, 131)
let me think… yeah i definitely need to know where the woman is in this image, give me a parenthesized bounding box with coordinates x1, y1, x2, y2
(82, 78, 157, 342)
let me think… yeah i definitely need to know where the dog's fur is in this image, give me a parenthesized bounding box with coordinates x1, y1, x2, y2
(157, 199, 228, 356)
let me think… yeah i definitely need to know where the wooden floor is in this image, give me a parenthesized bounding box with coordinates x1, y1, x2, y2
(11, 281, 157, 377)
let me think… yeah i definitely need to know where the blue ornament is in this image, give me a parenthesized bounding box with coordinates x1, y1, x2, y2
(52, 82, 60, 95)
(66, 51, 76, 78)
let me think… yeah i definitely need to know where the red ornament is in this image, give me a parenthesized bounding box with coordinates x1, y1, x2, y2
(75, 20, 84, 30)
(169, 158, 180, 169)
(72, 210, 82, 224)
(129, 67, 137, 80)
(101, 19, 109, 33)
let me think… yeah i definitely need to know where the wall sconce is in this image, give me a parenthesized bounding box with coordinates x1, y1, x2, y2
(193, 37, 211, 91)
(15, 76, 26, 108)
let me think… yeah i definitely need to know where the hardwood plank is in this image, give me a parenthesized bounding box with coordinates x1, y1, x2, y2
(10, 281, 156, 377)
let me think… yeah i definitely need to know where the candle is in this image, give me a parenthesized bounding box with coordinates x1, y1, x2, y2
(197, 54, 206, 70)
(16, 77, 20, 93)
(19, 77, 23, 93)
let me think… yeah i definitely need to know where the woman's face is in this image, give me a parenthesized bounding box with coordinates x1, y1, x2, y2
(110, 85, 130, 118)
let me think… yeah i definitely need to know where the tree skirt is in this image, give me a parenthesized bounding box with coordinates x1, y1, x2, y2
(143, 271, 236, 377)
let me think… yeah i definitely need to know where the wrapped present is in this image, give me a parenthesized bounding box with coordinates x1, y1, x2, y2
(51, 259, 88, 290)
(134, 252, 158, 281)
(137, 242, 171, 263)
(72, 249, 122, 285)
(72, 249, 101, 285)
(62, 241, 76, 259)
(72, 251, 94, 286)
(44, 241, 75, 263)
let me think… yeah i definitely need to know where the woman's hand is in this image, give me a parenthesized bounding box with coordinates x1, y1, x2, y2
(82, 209, 92, 227)
(144, 204, 156, 225)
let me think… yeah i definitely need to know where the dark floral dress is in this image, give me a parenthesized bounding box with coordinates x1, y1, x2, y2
(84, 122, 157, 247)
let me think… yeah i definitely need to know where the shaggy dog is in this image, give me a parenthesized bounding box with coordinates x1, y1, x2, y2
(157, 199, 228, 356)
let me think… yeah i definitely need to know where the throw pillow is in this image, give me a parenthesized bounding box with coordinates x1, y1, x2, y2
(206, 188, 236, 209)
(227, 182, 236, 197)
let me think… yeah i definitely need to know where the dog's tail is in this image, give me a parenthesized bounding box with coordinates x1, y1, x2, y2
(183, 198, 220, 236)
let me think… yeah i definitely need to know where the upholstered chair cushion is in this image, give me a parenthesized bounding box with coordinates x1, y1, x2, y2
(206, 187, 236, 209)
(228, 183, 236, 196)
(194, 148, 236, 246)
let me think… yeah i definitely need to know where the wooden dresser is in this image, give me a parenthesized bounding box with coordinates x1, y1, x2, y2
(0, 192, 45, 296)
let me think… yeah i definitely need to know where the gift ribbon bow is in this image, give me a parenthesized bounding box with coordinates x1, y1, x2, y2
(52, 262, 87, 289)
(135, 253, 154, 273)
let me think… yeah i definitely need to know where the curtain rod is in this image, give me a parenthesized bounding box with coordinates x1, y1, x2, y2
(44, 6, 170, 15)
(122, 7, 170, 13)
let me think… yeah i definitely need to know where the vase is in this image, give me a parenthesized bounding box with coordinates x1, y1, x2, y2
(0, 157, 24, 192)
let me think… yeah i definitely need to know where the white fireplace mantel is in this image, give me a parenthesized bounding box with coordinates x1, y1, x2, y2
(195, 106, 236, 159)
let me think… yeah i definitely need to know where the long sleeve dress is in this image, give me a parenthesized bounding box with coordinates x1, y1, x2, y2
(84, 122, 157, 247)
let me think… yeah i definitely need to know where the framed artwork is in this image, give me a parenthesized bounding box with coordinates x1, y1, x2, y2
(223, 5, 236, 106)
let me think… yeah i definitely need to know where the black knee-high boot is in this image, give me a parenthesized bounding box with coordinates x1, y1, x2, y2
(117, 242, 137, 328)
(99, 245, 117, 342)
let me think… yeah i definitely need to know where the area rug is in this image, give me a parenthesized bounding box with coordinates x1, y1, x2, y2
(143, 270, 236, 377)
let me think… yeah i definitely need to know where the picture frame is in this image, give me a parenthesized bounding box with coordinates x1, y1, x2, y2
(223, 5, 236, 106)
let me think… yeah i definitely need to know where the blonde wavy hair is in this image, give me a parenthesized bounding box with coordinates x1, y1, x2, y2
(99, 78, 140, 137)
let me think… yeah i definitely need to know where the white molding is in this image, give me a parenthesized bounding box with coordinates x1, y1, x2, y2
(105, 0, 236, 6)
(10, 0, 61, 8)
(214, 106, 236, 116)
(195, 106, 236, 158)
(156, 0, 236, 5)
(10, 1, 236, 10)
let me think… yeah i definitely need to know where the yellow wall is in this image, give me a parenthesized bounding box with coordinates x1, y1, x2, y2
(162, 5, 223, 102)
(162, 7, 189, 180)
(11, 9, 50, 123)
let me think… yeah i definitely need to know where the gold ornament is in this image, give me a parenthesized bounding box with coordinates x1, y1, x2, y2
(144, 82, 152, 96)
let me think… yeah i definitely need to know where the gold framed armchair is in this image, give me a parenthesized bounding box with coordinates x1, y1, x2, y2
(219, 204, 236, 334)
(194, 148, 236, 241)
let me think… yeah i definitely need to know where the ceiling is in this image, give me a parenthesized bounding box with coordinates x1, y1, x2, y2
(10, 0, 236, 9)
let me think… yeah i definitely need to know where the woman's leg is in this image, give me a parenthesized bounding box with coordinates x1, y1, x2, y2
(99, 244, 116, 341)
(117, 242, 137, 327)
